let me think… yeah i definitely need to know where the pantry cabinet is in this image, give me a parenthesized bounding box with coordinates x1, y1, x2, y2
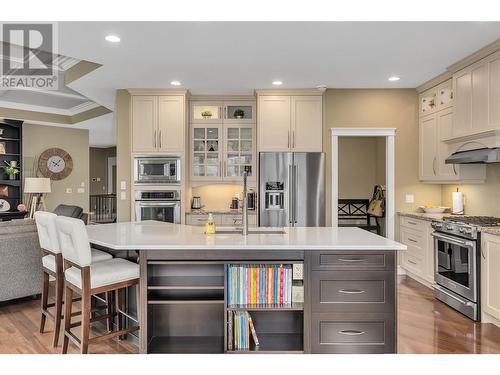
(257, 93, 323, 152)
(399, 216, 434, 285)
(481, 233, 500, 321)
(131, 94, 186, 154)
(452, 50, 500, 138)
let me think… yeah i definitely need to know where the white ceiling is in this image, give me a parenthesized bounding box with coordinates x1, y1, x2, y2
(53, 22, 500, 146)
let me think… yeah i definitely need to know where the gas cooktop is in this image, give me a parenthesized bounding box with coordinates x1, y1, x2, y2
(443, 216, 500, 227)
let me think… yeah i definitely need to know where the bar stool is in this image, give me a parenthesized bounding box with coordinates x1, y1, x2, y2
(55, 216, 140, 354)
(34, 211, 113, 347)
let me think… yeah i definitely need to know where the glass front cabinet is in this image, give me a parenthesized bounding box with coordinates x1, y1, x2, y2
(190, 99, 256, 182)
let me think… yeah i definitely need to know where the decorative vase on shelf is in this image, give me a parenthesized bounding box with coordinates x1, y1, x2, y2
(9, 174, 16, 180)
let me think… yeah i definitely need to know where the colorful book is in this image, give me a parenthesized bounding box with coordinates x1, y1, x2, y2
(246, 312, 259, 346)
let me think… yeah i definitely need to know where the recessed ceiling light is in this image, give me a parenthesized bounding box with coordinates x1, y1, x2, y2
(272, 80, 283, 86)
(388, 76, 400, 82)
(105, 35, 121, 43)
(170, 80, 181, 86)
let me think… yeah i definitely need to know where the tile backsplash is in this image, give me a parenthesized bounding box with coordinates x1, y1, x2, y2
(189, 184, 256, 212)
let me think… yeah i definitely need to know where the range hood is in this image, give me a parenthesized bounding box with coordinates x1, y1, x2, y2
(445, 147, 500, 164)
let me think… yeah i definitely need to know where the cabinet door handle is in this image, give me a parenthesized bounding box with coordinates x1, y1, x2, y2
(408, 259, 417, 265)
(338, 289, 365, 294)
(432, 157, 437, 175)
(288, 130, 290, 149)
(337, 258, 364, 263)
(154, 130, 157, 148)
(159, 130, 162, 149)
(453, 164, 457, 176)
(407, 220, 418, 225)
(338, 330, 365, 336)
(407, 237, 418, 243)
(292, 131, 295, 148)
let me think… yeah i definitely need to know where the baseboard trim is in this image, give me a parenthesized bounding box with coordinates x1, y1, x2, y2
(397, 265, 407, 276)
(481, 312, 500, 329)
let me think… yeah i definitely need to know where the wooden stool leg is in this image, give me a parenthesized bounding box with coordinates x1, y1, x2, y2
(39, 272, 49, 333)
(80, 292, 91, 354)
(106, 291, 114, 332)
(62, 286, 73, 354)
(116, 288, 126, 340)
(52, 271, 64, 347)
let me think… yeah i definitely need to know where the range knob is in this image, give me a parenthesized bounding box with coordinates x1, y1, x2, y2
(465, 228, 473, 234)
(434, 222, 443, 228)
(446, 225, 454, 230)
(458, 228, 465, 233)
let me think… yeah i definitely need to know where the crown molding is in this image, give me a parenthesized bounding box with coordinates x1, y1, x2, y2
(447, 38, 500, 73)
(255, 88, 325, 96)
(416, 71, 452, 93)
(127, 88, 190, 96)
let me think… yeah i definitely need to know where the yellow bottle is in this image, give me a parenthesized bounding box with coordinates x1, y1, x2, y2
(205, 213, 216, 234)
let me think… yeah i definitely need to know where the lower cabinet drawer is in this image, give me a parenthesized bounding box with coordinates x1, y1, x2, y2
(311, 313, 395, 354)
(310, 251, 394, 271)
(401, 252, 424, 274)
(311, 271, 395, 313)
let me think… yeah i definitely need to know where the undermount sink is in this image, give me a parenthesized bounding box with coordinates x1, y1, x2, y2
(216, 226, 287, 235)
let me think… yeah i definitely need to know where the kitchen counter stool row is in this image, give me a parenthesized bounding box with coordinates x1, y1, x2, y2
(34, 212, 140, 354)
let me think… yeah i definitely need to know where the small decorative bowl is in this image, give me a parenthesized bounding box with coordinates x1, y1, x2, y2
(420, 206, 450, 213)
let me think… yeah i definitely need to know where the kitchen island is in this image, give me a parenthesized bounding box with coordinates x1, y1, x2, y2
(87, 221, 406, 354)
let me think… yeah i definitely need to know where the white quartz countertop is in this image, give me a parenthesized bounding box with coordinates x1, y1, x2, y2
(86, 221, 407, 251)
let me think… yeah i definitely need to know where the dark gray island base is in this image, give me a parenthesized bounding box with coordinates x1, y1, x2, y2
(138, 249, 396, 354)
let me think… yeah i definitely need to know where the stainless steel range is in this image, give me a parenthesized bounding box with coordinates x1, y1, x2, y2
(431, 216, 500, 321)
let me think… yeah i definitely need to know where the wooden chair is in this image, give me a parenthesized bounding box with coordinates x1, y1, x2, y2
(34, 211, 113, 347)
(337, 199, 381, 235)
(55, 216, 139, 354)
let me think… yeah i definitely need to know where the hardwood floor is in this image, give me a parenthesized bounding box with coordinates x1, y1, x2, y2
(1, 276, 500, 354)
(398, 276, 500, 354)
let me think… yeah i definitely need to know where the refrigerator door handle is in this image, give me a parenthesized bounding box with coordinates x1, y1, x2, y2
(293, 164, 298, 224)
(288, 164, 293, 224)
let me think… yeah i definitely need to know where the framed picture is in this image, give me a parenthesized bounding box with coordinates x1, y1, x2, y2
(0, 142, 5, 155)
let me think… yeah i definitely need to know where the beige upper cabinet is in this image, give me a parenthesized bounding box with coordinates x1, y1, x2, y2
(132, 96, 158, 153)
(132, 94, 186, 154)
(258, 94, 323, 152)
(158, 96, 185, 153)
(419, 79, 454, 117)
(258, 96, 291, 152)
(452, 50, 500, 138)
(291, 96, 323, 152)
(419, 115, 438, 181)
(481, 233, 500, 321)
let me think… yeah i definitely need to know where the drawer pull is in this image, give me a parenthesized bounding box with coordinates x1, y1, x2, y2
(407, 238, 418, 243)
(338, 329, 365, 336)
(408, 259, 417, 265)
(338, 289, 365, 294)
(407, 221, 418, 225)
(337, 258, 364, 263)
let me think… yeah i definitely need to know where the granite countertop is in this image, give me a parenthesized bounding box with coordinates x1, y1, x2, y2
(186, 210, 257, 215)
(87, 220, 407, 251)
(398, 212, 500, 236)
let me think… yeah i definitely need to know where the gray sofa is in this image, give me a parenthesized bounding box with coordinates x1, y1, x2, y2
(0, 204, 89, 303)
(0, 219, 42, 302)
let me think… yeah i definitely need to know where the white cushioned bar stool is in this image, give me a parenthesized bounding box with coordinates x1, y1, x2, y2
(34, 211, 113, 347)
(56, 216, 140, 354)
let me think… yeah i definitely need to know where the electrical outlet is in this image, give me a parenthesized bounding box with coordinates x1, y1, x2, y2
(120, 191, 126, 200)
(77, 188, 85, 194)
(80, 182, 85, 187)
(120, 181, 126, 190)
(66, 188, 72, 194)
(96, 177, 101, 182)
(405, 194, 414, 204)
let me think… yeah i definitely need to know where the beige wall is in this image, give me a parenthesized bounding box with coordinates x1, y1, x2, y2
(89, 147, 116, 195)
(324, 89, 442, 227)
(338, 137, 385, 200)
(116, 89, 131, 222)
(22, 123, 89, 211)
(441, 164, 500, 216)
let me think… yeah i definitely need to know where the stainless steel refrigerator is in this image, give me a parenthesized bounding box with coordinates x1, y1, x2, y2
(259, 152, 325, 227)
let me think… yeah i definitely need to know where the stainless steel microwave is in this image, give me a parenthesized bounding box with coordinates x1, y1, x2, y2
(134, 156, 181, 184)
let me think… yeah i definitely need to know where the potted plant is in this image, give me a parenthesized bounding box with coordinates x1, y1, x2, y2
(2, 161, 20, 180)
(201, 109, 212, 119)
(233, 108, 245, 119)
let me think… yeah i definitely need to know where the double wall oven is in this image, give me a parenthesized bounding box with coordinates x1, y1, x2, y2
(135, 190, 181, 224)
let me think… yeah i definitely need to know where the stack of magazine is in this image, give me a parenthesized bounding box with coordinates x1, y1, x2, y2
(226, 264, 293, 306)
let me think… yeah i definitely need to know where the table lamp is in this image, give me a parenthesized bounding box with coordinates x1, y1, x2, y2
(24, 177, 51, 218)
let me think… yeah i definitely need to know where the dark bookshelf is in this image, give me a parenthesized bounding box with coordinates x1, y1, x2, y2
(0, 119, 25, 221)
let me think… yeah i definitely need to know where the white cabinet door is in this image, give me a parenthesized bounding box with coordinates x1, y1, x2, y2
(453, 70, 472, 137)
(481, 234, 500, 320)
(488, 51, 500, 130)
(419, 115, 438, 181)
(258, 96, 291, 152)
(191, 124, 223, 181)
(419, 89, 437, 116)
(471, 62, 489, 133)
(132, 96, 157, 153)
(158, 95, 185, 153)
(223, 124, 255, 181)
(436, 108, 458, 180)
(291, 96, 323, 152)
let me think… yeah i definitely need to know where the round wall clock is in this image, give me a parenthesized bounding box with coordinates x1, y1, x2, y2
(38, 148, 73, 181)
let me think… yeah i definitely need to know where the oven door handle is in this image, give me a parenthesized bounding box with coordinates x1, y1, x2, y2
(431, 232, 475, 248)
(136, 201, 180, 207)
